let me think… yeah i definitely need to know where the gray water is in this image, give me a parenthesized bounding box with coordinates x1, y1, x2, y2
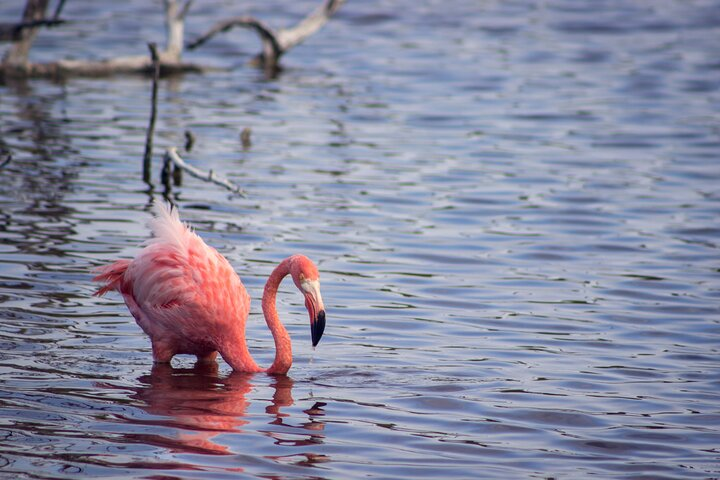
(1, 0, 719, 478)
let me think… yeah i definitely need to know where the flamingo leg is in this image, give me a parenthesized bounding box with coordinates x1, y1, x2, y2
(196, 351, 218, 363)
(151, 341, 176, 364)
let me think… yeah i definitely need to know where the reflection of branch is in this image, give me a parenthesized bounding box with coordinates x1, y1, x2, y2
(163, 147, 246, 197)
(188, 0, 345, 71)
(0, 153, 11, 169)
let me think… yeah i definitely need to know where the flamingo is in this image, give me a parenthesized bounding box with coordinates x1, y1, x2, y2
(92, 203, 326, 374)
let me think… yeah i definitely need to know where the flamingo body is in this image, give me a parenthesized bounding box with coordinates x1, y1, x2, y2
(93, 204, 325, 374)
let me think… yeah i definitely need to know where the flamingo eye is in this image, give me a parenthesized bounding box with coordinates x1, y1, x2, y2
(300, 279, 319, 294)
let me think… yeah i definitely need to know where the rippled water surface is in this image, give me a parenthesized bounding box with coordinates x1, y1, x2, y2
(1, 0, 720, 478)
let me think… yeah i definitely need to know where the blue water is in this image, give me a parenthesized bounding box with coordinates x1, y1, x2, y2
(1, 0, 719, 478)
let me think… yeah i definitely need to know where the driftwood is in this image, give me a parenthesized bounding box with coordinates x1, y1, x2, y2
(1, 0, 344, 79)
(188, 0, 345, 72)
(0, 0, 207, 79)
(162, 147, 246, 197)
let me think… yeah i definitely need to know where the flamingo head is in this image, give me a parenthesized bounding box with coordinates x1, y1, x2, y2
(290, 255, 326, 347)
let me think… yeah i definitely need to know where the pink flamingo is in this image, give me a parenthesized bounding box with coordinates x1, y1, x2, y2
(92, 203, 326, 374)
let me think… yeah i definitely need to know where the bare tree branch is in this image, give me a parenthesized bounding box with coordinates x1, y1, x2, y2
(187, 16, 280, 60)
(143, 43, 161, 184)
(276, 0, 345, 52)
(1, 56, 210, 78)
(163, 147, 247, 196)
(51, 0, 66, 20)
(163, 0, 193, 62)
(178, 0, 193, 20)
(0, 0, 208, 79)
(0, 0, 65, 44)
(0, 19, 65, 43)
(188, 0, 345, 71)
(1, 0, 343, 78)
(2, 0, 50, 66)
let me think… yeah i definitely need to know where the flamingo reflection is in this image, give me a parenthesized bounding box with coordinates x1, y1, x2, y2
(114, 362, 326, 457)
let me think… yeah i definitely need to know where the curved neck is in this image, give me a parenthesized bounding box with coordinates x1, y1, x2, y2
(262, 258, 293, 375)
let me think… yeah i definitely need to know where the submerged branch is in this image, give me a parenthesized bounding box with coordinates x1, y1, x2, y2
(163, 147, 247, 197)
(0, 57, 208, 79)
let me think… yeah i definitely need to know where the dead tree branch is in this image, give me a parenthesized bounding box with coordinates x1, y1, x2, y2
(143, 43, 161, 184)
(276, 0, 345, 52)
(163, 0, 193, 62)
(0, 0, 208, 79)
(188, 16, 280, 64)
(2, 0, 49, 66)
(1, 1, 65, 44)
(188, 0, 345, 71)
(163, 147, 246, 196)
(51, 0, 66, 20)
(0, 19, 65, 43)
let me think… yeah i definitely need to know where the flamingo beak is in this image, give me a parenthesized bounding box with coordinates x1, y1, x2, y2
(302, 280, 326, 347)
(311, 310, 326, 347)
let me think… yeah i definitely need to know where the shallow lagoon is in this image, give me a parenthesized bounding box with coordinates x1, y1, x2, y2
(1, 0, 719, 478)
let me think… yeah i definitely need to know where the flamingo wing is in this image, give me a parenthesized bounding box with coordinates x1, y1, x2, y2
(123, 240, 248, 346)
(118, 204, 250, 350)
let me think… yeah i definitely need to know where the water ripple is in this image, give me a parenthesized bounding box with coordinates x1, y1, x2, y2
(1, 0, 720, 478)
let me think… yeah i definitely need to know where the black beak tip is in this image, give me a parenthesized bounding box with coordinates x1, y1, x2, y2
(311, 310, 326, 347)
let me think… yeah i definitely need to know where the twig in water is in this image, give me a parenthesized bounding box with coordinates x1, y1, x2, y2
(161, 152, 173, 193)
(142, 42, 160, 184)
(240, 127, 252, 150)
(164, 147, 246, 197)
(0, 153, 11, 169)
(184, 130, 195, 151)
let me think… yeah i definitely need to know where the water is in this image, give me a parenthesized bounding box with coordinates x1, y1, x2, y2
(1, 0, 719, 478)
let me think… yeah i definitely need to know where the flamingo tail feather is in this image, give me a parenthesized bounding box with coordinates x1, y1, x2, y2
(92, 259, 131, 296)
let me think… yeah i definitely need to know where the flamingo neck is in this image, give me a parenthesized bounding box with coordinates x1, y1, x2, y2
(262, 258, 293, 375)
(219, 323, 263, 374)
